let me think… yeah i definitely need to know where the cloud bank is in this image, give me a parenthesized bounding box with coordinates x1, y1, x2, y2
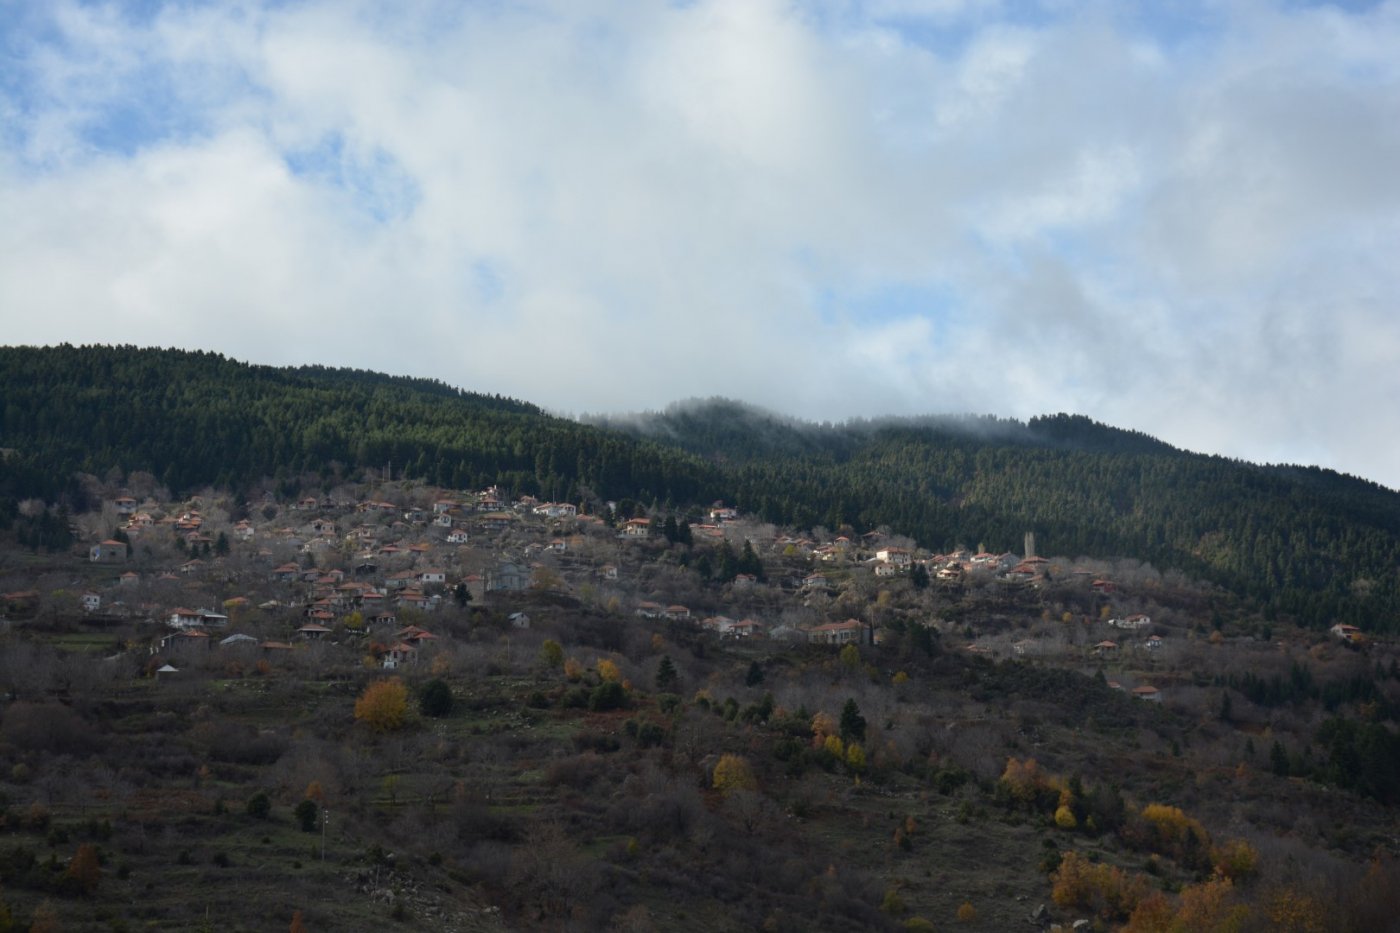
(3, 0, 1399, 487)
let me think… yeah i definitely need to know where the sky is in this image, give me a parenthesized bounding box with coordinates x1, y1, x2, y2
(2, 0, 1399, 489)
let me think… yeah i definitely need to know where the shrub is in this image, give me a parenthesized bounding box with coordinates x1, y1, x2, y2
(1212, 839, 1259, 882)
(589, 680, 626, 712)
(294, 800, 319, 833)
(418, 679, 454, 718)
(246, 792, 272, 820)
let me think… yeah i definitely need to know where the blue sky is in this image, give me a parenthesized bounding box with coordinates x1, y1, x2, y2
(3, 0, 1400, 489)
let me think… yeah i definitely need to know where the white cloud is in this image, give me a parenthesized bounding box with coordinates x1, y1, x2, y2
(2, 0, 1399, 488)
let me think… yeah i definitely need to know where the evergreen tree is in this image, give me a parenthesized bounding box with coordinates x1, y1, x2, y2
(655, 655, 678, 692)
(840, 698, 866, 743)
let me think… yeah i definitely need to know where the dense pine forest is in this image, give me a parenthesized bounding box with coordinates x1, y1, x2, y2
(2, 344, 1398, 631)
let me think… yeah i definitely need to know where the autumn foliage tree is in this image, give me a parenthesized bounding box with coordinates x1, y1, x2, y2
(1130, 804, 1212, 870)
(712, 754, 758, 797)
(1051, 851, 1149, 923)
(354, 678, 408, 733)
(65, 842, 101, 895)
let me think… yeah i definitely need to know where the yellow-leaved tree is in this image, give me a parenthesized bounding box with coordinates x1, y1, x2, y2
(712, 754, 758, 797)
(354, 678, 408, 733)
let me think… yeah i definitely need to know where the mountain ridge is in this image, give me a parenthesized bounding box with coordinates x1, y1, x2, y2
(2, 344, 1397, 631)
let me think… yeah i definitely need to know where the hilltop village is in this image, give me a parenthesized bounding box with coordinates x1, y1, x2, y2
(6, 477, 1202, 691)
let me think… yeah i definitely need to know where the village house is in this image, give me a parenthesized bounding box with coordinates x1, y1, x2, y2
(708, 504, 738, 522)
(876, 547, 912, 568)
(90, 540, 126, 563)
(382, 642, 417, 670)
(476, 512, 513, 532)
(298, 622, 332, 640)
(726, 618, 762, 639)
(488, 562, 528, 592)
(1003, 563, 1040, 584)
(1091, 639, 1120, 658)
(394, 625, 438, 646)
(446, 530, 470, 544)
(1132, 685, 1162, 702)
(622, 517, 652, 538)
(168, 608, 227, 630)
(936, 564, 965, 582)
(270, 563, 301, 583)
(81, 592, 102, 613)
(156, 629, 211, 659)
(113, 496, 138, 515)
(385, 570, 417, 591)
(533, 502, 578, 518)
(397, 589, 435, 611)
(1330, 623, 1363, 643)
(700, 615, 736, 635)
(806, 619, 865, 646)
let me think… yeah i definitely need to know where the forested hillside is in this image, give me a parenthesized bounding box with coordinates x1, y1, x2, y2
(3, 345, 1398, 631)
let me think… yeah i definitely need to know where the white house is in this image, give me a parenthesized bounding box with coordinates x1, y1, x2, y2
(875, 547, 912, 568)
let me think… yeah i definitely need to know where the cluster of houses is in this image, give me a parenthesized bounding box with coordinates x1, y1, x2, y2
(5, 479, 1211, 696)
